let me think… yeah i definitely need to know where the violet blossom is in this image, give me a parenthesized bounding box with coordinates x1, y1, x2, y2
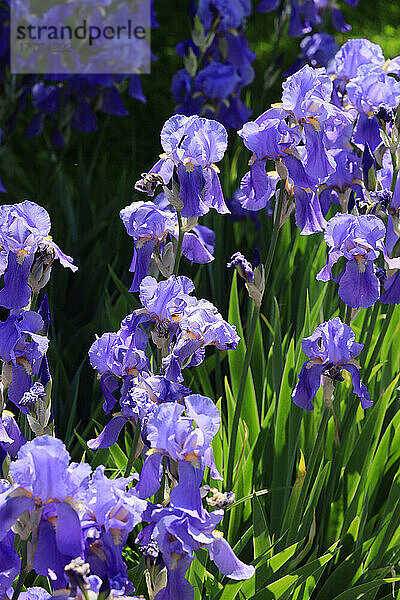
(135, 115, 229, 218)
(292, 317, 371, 410)
(0, 201, 77, 309)
(316, 213, 400, 308)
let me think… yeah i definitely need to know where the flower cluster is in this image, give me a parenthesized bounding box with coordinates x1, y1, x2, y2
(171, 0, 255, 129)
(80, 108, 257, 595)
(88, 273, 239, 448)
(0, 436, 147, 593)
(0, 200, 77, 471)
(133, 393, 254, 597)
(237, 38, 400, 309)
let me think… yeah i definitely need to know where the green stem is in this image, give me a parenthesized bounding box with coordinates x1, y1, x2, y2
(196, 18, 220, 76)
(264, 180, 286, 283)
(124, 422, 141, 478)
(225, 181, 286, 491)
(12, 542, 27, 600)
(390, 151, 398, 192)
(174, 211, 184, 276)
(345, 304, 352, 325)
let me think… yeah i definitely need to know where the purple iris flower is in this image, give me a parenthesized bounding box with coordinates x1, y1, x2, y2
(194, 63, 242, 99)
(0, 436, 91, 587)
(327, 39, 400, 150)
(0, 481, 20, 598)
(0, 409, 26, 461)
(0, 201, 77, 309)
(287, 0, 320, 37)
(135, 115, 229, 218)
(317, 214, 400, 308)
(80, 466, 146, 591)
(347, 65, 400, 113)
(120, 200, 215, 292)
(347, 65, 400, 150)
(329, 39, 385, 81)
(19, 588, 51, 600)
(292, 317, 372, 410)
(285, 33, 339, 77)
(138, 503, 254, 600)
(318, 148, 363, 212)
(281, 65, 350, 136)
(0, 436, 147, 590)
(162, 298, 240, 381)
(135, 275, 197, 330)
(135, 395, 222, 510)
(301, 33, 339, 68)
(197, 0, 251, 30)
(89, 277, 194, 412)
(90, 275, 239, 425)
(237, 65, 352, 222)
(237, 109, 300, 209)
(0, 309, 48, 409)
(88, 331, 150, 413)
(88, 374, 191, 450)
(172, 0, 254, 129)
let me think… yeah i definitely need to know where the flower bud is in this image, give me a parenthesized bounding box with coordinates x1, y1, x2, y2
(28, 245, 55, 294)
(275, 158, 289, 180)
(246, 264, 265, 308)
(163, 182, 183, 212)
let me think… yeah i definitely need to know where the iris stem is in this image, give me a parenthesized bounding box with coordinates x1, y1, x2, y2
(12, 541, 27, 600)
(390, 150, 398, 192)
(345, 304, 352, 325)
(124, 421, 141, 478)
(174, 211, 184, 276)
(225, 180, 286, 492)
(264, 180, 286, 283)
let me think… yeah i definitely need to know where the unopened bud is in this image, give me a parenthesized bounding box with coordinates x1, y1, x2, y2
(28, 245, 55, 294)
(246, 264, 265, 308)
(275, 158, 288, 180)
(163, 182, 183, 212)
(181, 216, 198, 233)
